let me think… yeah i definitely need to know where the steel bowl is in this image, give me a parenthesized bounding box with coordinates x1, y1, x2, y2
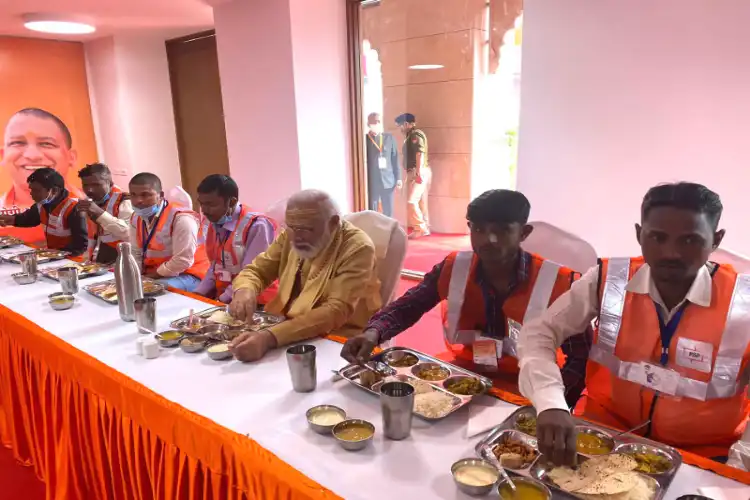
(179, 317, 208, 335)
(207, 342, 233, 360)
(306, 405, 347, 435)
(497, 477, 551, 500)
(155, 331, 184, 348)
(179, 335, 208, 353)
(411, 362, 450, 381)
(12, 272, 37, 285)
(614, 442, 677, 475)
(575, 426, 615, 456)
(451, 458, 500, 496)
(48, 292, 75, 311)
(332, 419, 375, 452)
(197, 323, 243, 341)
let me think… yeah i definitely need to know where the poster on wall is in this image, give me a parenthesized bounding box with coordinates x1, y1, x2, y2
(0, 37, 98, 243)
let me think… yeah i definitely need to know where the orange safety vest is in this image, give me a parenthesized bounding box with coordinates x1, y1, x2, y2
(133, 202, 210, 279)
(40, 194, 78, 250)
(577, 257, 750, 457)
(201, 205, 277, 300)
(87, 187, 126, 261)
(437, 251, 576, 376)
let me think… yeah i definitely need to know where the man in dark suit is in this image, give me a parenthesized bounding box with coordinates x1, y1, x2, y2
(365, 112, 400, 217)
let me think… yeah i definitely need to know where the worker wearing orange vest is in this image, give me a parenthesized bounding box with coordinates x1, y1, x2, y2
(128, 172, 209, 292)
(193, 174, 276, 303)
(519, 182, 750, 467)
(341, 190, 591, 405)
(0, 167, 87, 255)
(76, 163, 133, 264)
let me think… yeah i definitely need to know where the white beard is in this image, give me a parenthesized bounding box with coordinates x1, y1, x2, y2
(292, 226, 332, 260)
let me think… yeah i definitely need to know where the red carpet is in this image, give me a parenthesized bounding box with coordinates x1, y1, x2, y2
(402, 233, 470, 274)
(0, 279, 443, 499)
(0, 447, 44, 500)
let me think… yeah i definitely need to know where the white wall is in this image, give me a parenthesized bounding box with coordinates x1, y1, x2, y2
(289, 0, 352, 212)
(214, 0, 352, 213)
(85, 35, 182, 190)
(518, 0, 750, 256)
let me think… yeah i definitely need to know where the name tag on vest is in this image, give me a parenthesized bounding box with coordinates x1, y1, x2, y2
(473, 338, 503, 372)
(215, 269, 232, 282)
(628, 362, 680, 396)
(675, 337, 713, 374)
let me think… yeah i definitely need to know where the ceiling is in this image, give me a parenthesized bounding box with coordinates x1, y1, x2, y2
(0, 0, 214, 41)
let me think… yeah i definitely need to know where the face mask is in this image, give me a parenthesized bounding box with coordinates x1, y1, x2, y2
(41, 191, 57, 206)
(134, 204, 160, 218)
(95, 192, 111, 205)
(213, 205, 236, 227)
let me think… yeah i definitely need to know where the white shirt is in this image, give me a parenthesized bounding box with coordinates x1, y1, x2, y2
(518, 262, 714, 414)
(127, 204, 200, 278)
(95, 199, 133, 242)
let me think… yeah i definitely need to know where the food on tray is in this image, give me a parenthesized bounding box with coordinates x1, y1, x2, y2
(515, 413, 537, 436)
(358, 369, 384, 388)
(386, 352, 419, 367)
(36, 249, 65, 258)
(50, 296, 73, 305)
(309, 409, 345, 426)
(180, 337, 204, 346)
(445, 377, 483, 396)
(383, 376, 433, 395)
(414, 391, 455, 418)
(492, 435, 538, 469)
(627, 452, 672, 474)
(499, 481, 549, 500)
(142, 280, 163, 294)
(547, 454, 656, 500)
(207, 309, 244, 327)
(577, 432, 614, 455)
(414, 365, 450, 381)
(158, 331, 182, 341)
(335, 423, 374, 441)
(0, 236, 23, 247)
(453, 464, 498, 487)
(208, 343, 229, 354)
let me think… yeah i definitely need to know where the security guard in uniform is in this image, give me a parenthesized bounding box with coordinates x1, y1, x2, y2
(396, 112, 431, 238)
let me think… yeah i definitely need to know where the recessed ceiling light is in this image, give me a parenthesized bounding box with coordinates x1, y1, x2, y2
(409, 64, 444, 70)
(22, 14, 96, 35)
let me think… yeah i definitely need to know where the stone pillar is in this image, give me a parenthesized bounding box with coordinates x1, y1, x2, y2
(361, 0, 522, 232)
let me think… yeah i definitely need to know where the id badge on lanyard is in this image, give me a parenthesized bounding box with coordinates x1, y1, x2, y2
(471, 283, 504, 371)
(628, 303, 688, 396)
(213, 231, 233, 283)
(378, 156, 388, 170)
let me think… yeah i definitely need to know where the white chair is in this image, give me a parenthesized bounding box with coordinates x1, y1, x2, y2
(711, 248, 750, 273)
(344, 210, 407, 305)
(265, 197, 288, 227)
(166, 186, 193, 210)
(522, 221, 597, 273)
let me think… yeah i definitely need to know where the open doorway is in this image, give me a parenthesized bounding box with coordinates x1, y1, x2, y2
(353, 0, 524, 275)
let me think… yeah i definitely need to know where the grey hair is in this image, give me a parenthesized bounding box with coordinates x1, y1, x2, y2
(287, 189, 340, 220)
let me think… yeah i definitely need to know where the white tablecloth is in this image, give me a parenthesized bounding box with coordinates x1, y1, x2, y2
(0, 253, 745, 499)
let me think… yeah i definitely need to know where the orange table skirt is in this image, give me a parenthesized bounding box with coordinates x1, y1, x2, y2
(0, 302, 343, 500)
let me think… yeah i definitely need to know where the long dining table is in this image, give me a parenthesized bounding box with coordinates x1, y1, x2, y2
(0, 248, 747, 500)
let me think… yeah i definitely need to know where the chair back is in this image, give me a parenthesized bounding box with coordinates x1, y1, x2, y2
(522, 221, 597, 273)
(166, 186, 193, 210)
(344, 210, 407, 305)
(265, 197, 288, 227)
(711, 248, 750, 274)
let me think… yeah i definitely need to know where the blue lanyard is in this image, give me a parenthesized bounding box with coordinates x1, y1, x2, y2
(215, 228, 229, 268)
(139, 202, 167, 267)
(654, 302, 688, 366)
(480, 281, 499, 338)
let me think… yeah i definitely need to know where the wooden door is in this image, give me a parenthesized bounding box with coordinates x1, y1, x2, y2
(166, 32, 229, 206)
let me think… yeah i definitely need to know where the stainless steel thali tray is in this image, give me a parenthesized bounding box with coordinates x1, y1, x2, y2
(476, 406, 682, 500)
(337, 347, 493, 421)
(2, 248, 69, 264)
(40, 262, 110, 281)
(169, 306, 285, 333)
(83, 278, 166, 304)
(0, 236, 23, 249)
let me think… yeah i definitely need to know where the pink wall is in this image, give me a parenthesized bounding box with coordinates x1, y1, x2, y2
(85, 35, 182, 189)
(518, 0, 750, 256)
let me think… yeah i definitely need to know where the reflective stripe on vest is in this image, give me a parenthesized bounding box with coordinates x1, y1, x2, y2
(590, 258, 750, 401)
(443, 251, 561, 357)
(42, 198, 76, 237)
(134, 204, 183, 259)
(223, 212, 256, 274)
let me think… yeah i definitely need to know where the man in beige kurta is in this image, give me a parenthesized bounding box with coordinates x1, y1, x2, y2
(228, 190, 382, 362)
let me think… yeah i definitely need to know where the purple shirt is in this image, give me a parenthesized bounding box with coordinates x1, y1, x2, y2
(194, 206, 275, 302)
